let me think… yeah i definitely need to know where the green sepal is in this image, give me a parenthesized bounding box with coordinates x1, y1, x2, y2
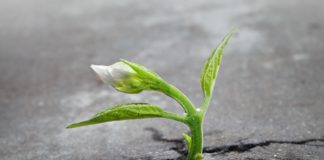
(120, 59, 167, 91)
(112, 75, 147, 94)
(121, 59, 162, 80)
(66, 103, 164, 128)
(182, 133, 192, 150)
(200, 30, 234, 97)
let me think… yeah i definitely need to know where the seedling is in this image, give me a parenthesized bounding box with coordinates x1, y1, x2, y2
(67, 30, 234, 160)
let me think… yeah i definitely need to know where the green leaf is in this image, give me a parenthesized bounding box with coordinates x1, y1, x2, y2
(66, 103, 164, 128)
(182, 133, 192, 150)
(200, 30, 234, 97)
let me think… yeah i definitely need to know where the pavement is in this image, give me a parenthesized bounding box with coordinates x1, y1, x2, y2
(0, 0, 324, 159)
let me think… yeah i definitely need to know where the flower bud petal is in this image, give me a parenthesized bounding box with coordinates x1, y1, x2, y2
(90, 64, 114, 84)
(106, 62, 135, 80)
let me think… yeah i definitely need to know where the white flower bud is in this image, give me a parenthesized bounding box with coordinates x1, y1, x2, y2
(91, 62, 145, 93)
(90, 65, 113, 84)
(91, 62, 135, 84)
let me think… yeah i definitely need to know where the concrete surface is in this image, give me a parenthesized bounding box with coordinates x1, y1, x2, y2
(0, 0, 324, 159)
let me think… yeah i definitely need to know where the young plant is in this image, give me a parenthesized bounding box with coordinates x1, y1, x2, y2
(67, 30, 234, 160)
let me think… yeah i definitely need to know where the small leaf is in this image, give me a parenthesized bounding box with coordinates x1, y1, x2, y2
(66, 103, 164, 128)
(182, 133, 192, 150)
(195, 153, 204, 160)
(200, 30, 234, 97)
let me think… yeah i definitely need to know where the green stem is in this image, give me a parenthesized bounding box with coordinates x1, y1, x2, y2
(200, 96, 212, 115)
(186, 96, 212, 160)
(159, 82, 196, 115)
(187, 114, 203, 160)
(156, 81, 212, 160)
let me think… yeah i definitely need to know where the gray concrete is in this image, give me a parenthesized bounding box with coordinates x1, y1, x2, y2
(1, 0, 324, 159)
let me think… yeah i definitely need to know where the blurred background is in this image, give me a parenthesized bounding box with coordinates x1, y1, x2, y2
(0, 0, 323, 159)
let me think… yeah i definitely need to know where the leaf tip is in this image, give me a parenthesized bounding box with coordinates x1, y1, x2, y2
(66, 121, 91, 129)
(66, 124, 76, 129)
(222, 28, 236, 45)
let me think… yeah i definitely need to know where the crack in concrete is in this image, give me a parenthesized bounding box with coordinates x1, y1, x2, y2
(144, 127, 187, 158)
(144, 127, 324, 159)
(203, 138, 324, 154)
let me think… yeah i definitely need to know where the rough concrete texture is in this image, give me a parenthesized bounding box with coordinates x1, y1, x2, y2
(0, 0, 324, 159)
